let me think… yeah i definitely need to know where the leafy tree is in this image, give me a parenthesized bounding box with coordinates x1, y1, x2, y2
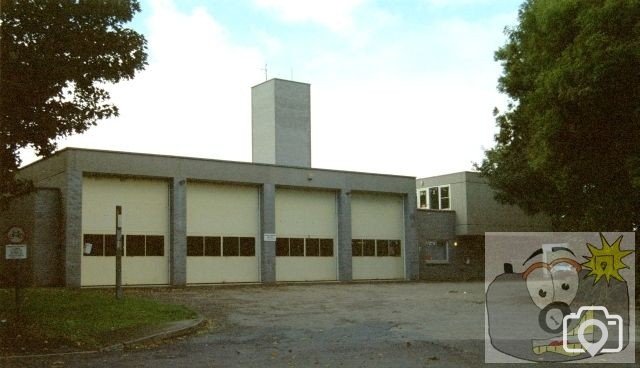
(477, 0, 640, 231)
(1, 0, 147, 200)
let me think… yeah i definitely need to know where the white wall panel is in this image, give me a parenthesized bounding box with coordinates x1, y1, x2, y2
(187, 183, 259, 236)
(276, 189, 336, 236)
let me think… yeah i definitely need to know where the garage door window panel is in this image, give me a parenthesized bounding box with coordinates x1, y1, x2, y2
(223, 237, 240, 256)
(352, 239, 363, 256)
(363, 239, 375, 256)
(240, 237, 256, 256)
(305, 238, 320, 256)
(290, 238, 304, 256)
(187, 236, 204, 256)
(83, 234, 104, 256)
(389, 240, 401, 257)
(126, 235, 145, 256)
(276, 238, 289, 256)
(320, 239, 333, 257)
(146, 235, 164, 256)
(376, 240, 389, 256)
(104, 235, 117, 256)
(205, 236, 221, 256)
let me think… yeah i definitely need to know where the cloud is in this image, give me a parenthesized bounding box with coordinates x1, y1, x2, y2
(253, 0, 367, 32)
(304, 12, 516, 177)
(19, 0, 265, 165)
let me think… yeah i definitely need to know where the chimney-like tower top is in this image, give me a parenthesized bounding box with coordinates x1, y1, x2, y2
(251, 78, 311, 168)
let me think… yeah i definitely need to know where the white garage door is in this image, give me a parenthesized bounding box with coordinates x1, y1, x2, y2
(186, 182, 260, 283)
(81, 177, 169, 286)
(275, 189, 337, 281)
(351, 192, 404, 280)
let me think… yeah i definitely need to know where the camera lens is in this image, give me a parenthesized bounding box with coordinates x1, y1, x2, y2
(539, 301, 571, 333)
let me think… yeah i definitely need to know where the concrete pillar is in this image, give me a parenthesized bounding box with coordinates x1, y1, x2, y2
(404, 193, 419, 280)
(170, 177, 187, 286)
(65, 170, 83, 288)
(337, 189, 352, 281)
(260, 183, 276, 283)
(33, 189, 61, 286)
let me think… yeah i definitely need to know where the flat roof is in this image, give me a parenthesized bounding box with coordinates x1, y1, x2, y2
(20, 147, 415, 180)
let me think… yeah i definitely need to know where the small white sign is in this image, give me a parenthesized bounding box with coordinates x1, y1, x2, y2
(5, 244, 27, 260)
(84, 243, 93, 255)
(263, 233, 277, 242)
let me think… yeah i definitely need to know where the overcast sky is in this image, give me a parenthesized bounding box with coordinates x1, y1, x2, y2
(19, 0, 522, 177)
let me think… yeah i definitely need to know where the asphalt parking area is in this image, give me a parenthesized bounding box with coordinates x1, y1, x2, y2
(5, 282, 639, 367)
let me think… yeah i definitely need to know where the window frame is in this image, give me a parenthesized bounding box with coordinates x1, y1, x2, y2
(276, 237, 335, 257)
(418, 190, 427, 209)
(439, 185, 450, 210)
(423, 239, 450, 264)
(426, 185, 451, 210)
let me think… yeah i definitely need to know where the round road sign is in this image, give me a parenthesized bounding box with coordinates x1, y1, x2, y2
(7, 226, 26, 244)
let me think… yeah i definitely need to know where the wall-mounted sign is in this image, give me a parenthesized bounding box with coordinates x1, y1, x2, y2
(263, 233, 277, 242)
(5, 244, 27, 260)
(7, 226, 26, 244)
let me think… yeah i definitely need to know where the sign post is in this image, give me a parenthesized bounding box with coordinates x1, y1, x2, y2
(6, 226, 27, 319)
(115, 206, 123, 300)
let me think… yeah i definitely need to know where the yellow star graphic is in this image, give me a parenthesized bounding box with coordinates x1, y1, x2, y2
(582, 233, 634, 285)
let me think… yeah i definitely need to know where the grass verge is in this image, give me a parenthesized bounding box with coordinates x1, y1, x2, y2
(0, 288, 196, 354)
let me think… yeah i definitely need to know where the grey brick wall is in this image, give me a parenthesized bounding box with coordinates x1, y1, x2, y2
(426, 235, 484, 281)
(260, 184, 276, 283)
(32, 189, 62, 286)
(416, 209, 456, 240)
(337, 189, 352, 281)
(64, 170, 83, 288)
(0, 193, 35, 287)
(404, 194, 419, 280)
(170, 177, 187, 286)
(416, 210, 484, 281)
(0, 189, 61, 287)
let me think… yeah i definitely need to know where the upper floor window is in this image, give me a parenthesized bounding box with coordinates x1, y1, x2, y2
(418, 190, 427, 208)
(418, 185, 450, 210)
(439, 186, 450, 209)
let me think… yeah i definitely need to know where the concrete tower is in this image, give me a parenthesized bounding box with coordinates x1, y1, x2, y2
(252, 79, 311, 168)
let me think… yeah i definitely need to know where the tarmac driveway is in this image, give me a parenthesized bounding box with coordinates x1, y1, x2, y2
(5, 282, 639, 367)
